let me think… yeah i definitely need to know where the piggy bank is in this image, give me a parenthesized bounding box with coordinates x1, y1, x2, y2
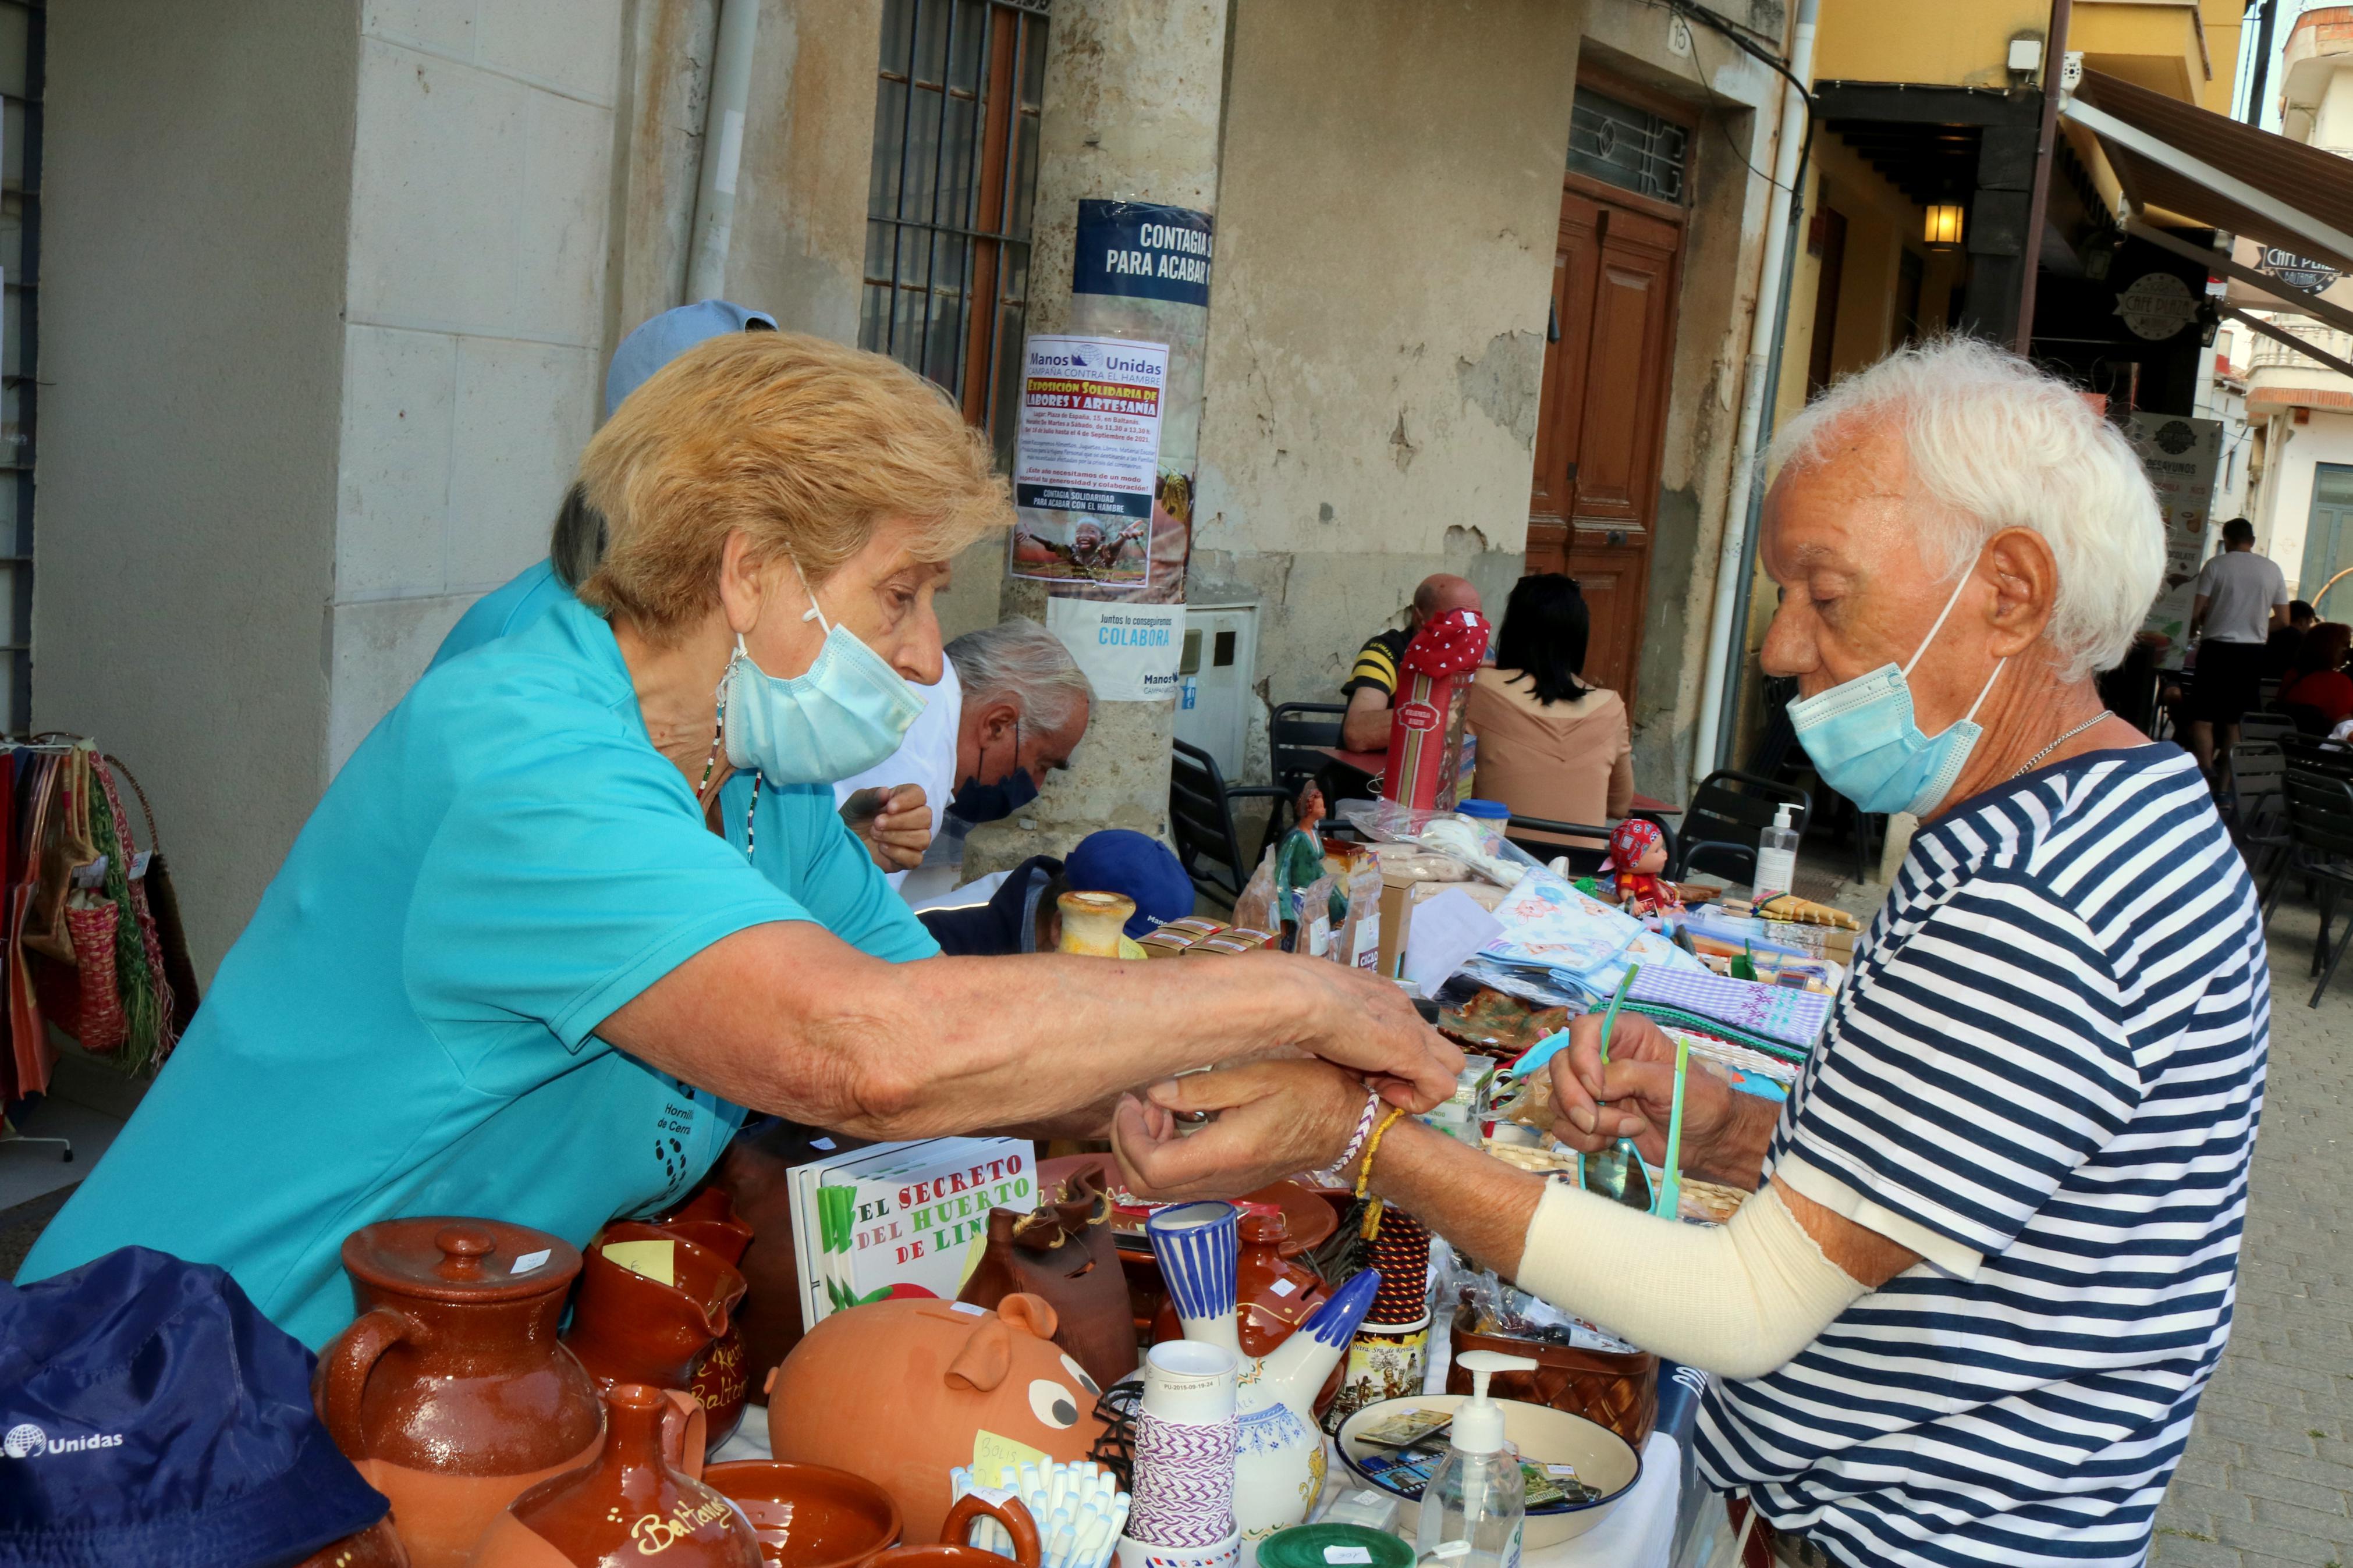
(765, 1292, 1107, 1544)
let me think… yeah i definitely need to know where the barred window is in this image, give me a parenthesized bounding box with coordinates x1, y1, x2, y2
(860, 0, 1048, 467)
(1567, 84, 1688, 205)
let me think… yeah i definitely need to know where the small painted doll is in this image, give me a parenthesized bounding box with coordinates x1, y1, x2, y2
(1603, 817, 1681, 917)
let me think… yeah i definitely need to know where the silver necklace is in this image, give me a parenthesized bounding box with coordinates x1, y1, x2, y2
(2012, 711, 2112, 779)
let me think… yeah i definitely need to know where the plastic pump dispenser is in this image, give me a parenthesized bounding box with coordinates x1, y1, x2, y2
(1753, 802, 1800, 904)
(1415, 1350, 1536, 1568)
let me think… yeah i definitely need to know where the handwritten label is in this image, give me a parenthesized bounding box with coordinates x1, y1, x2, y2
(602, 1238, 676, 1287)
(1325, 1551, 1374, 1565)
(510, 1249, 552, 1275)
(972, 1428, 1051, 1485)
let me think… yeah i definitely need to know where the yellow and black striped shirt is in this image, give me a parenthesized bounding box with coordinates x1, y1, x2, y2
(1342, 627, 1411, 702)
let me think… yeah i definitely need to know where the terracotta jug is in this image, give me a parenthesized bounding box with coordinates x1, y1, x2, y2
(650, 1189, 758, 1452)
(566, 1221, 748, 1455)
(470, 1383, 756, 1567)
(956, 1165, 1136, 1392)
(315, 1218, 606, 1568)
(870, 1494, 1038, 1568)
(299, 1518, 411, 1568)
(1150, 1205, 1326, 1356)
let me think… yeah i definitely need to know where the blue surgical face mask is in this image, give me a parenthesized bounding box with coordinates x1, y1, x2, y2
(1786, 566, 2005, 818)
(948, 716, 1041, 824)
(720, 562, 924, 786)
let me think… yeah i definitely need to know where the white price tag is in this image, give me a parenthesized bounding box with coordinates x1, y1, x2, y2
(1324, 1551, 1374, 1565)
(1269, 1277, 1297, 1297)
(511, 1249, 552, 1274)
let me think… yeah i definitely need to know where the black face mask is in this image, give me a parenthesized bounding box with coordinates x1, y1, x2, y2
(948, 719, 1041, 824)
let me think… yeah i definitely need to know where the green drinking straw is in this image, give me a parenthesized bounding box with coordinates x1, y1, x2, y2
(1653, 1035, 1690, 1220)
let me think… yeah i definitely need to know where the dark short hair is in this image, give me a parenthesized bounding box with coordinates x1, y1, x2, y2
(1494, 573, 1593, 706)
(2222, 517, 2256, 545)
(2291, 599, 2317, 621)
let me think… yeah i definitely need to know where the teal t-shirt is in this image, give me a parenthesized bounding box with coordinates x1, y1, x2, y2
(431, 557, 567, 670)
(20, 596, 937, 1347)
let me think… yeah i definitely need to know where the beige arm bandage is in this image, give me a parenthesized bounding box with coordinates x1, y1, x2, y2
(1511, 1181, 1869, 1381)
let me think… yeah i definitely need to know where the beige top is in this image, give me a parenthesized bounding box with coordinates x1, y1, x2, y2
(1465, 670, 1633, 845)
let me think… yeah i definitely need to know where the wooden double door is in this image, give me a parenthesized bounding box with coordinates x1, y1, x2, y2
(1525, 180, 1684, 713)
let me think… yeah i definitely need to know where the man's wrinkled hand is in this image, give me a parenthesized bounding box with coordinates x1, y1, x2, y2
(841, 784, 931, 872)
(1112, 1059, 1368, 1202)
(1269, 957, 1464, 1112)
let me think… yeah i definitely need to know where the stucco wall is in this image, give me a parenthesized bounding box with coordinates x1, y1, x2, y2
(1191, 0, 1584, 721)
(36, 0, 359, 979)
(2254, 410, 2353, 597)
(323, 0, 630, 774)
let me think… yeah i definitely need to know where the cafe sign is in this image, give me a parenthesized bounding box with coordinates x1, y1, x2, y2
(2258, 246, 2340, 295)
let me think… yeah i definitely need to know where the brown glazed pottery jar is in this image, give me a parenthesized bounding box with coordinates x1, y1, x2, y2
(649, 1190, 759, 1455)
(469, 1383, 758, 1567)
(956, 1164, 1135, 1392)
(314, 1218, 605, 1568)
(702, 1460, 903, 1568)
(297, 1517, 411, 1568)
(565, 1221, 748, 1453)
(869, 1494, 1038, 1568)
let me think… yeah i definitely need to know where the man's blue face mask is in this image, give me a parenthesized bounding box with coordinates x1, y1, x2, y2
(949, 716, 1041, 824)
(1785, 563, 2006, 818)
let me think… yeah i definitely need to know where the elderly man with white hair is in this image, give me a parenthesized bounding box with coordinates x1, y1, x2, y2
(1112, 339, 2269, 1567)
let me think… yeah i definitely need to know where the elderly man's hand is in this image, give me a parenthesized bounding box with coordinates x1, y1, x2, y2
(1549, 1009, 1744, 1182)
(840, 784, 931, 873)
(1265, 955, 1464, 1112)
(1113, 1059, 1369, 1201)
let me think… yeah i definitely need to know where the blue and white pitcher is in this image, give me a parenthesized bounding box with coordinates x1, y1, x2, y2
(1147, 1202, 1380, 1566)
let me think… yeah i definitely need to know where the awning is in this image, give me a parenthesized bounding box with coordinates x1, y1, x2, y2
(2062, 67, 2353, 272)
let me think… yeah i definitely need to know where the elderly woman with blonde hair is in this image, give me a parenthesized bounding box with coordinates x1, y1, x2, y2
(1116, 338, 2269, 1568)
(23, 331, 1459, 1348)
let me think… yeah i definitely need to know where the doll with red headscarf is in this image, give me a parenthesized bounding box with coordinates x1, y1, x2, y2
(1602, 818, 1681, 917)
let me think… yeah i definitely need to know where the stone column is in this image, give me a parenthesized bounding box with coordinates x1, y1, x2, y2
(964, 1, 1231, 876)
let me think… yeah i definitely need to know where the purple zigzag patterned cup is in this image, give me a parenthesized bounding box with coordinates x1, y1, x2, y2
(1130, 1340, 1238, 1549)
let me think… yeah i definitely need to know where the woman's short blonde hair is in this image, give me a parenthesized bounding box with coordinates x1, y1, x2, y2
(576, 330, 1010, 635)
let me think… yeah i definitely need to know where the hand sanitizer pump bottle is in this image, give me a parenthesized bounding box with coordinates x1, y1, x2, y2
(1414, 1350, 1536, 1568)
(1753, 802, 1800, 905)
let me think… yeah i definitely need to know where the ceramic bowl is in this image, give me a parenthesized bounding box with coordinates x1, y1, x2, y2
(705, 1460, 905, 1568)
(1333, 1393, 1642, 1545)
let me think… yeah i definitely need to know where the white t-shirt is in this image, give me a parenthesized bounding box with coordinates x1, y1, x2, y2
(831, 661, 963, 891)
(2192, 549, 2288, 643)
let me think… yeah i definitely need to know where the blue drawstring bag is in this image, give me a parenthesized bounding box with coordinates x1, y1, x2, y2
(0, 1246, 389, 1567)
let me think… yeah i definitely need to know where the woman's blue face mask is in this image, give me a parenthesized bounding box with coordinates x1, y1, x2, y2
(720, 561, 924, 787)
(1786, 564, 2005, 818)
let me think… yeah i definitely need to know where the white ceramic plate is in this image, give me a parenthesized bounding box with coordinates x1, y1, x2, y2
(1333, 1393, 1642, 1546)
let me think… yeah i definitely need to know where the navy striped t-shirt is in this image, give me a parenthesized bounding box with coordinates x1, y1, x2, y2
(1694, 744, 2270, 1566)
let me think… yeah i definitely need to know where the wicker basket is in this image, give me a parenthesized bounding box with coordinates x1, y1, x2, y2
(1442, 1307, 1657, 1448)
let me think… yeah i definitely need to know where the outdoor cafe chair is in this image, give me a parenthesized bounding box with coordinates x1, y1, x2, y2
(2260, 766, 2353, 1008)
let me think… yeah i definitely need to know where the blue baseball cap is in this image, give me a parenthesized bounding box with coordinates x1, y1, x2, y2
(604, 298, 778, 419)
(1064, 829, 1195, 937)
(0, 1246, 389, 1566)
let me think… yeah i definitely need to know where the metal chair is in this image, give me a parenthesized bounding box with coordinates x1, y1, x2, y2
(1269, 702, 1347, 798)
(2238, 712, 2297, 746)
(1671, 770, 1811, 885)
(2224, 741, 2290, 884)
(2260, 766, 2353, 1007)
(1169, 738, 1289, 906)
(1503, 813, 1616, 876)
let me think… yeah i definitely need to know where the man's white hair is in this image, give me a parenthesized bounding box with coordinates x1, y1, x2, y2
(947, 616, 1094, 734)
(1769, 335, 2164, 681)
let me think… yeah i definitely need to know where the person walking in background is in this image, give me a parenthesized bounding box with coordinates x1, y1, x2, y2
(1463, 574, 1632, 849)
(2185, 517, 2289, 783)
(2264, 597, 2319, 680)
(1338, 573, 1484, 752)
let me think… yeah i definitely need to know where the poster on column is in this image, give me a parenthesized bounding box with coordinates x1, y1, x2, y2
(1009, 334, 1170, 586)
(1009, 201, 1213, 623)
(1045, 597, 1184, 702)
(2128, 412, 2223, 644)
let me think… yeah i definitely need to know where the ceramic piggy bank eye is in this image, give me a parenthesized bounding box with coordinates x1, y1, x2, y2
(1057, 1353, 1101, 1398)
(1028, 1378, 1081, 1428)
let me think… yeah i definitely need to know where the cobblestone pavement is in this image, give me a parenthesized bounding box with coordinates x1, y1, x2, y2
(2151, 895, 2353, 1568)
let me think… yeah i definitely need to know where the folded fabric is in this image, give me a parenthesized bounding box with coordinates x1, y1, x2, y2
(1625, 966, 1831, 1056)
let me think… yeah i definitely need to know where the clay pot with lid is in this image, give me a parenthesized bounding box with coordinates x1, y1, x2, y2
(470, 1383, 758, 1567)
(563, 1220, 748, 1455)
(315, 1218, 605, 1568)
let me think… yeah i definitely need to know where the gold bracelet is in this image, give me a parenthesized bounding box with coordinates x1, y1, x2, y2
(1356, 1106, 1408, 1240)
